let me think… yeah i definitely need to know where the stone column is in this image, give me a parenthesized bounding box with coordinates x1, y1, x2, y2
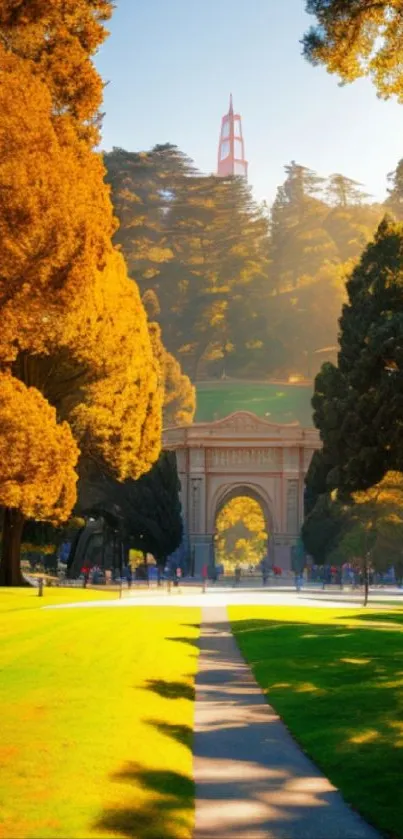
(188, 448, 212, 575)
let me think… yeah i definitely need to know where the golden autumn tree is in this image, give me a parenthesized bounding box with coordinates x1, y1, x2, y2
(147, 320, 195, 428)
(0, 375, 79, 585)
(0, 47, 114, 362)
(215, 497, 267, 571)
(71, 251, 162, 480)
(303, 1, 403, 103)
(0, 0, 113, 144)
(0, 5, 162, 584)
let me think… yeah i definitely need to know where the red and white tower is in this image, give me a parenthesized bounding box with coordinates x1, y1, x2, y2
(217, 94, 248, 179)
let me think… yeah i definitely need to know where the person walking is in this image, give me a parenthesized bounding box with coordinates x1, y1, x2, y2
(126, 563, 132, 589)
(175, 566, 182, 588)
(295, 572, 303, 592)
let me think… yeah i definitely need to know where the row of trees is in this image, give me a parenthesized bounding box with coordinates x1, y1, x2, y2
(302, 0, 403, 596)
(106, 145, 403, 380)
(0, 2, 192, 585)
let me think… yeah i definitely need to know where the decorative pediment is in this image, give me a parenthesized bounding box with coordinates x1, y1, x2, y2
(196, 411, 299, 435)
(163, 410, 320, 451)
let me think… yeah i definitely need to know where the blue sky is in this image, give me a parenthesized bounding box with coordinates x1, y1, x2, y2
(95, 0, 403, 205)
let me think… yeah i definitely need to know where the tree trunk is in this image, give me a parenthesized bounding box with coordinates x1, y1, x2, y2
(0, 508, 28, 586)
(363, 556, 369, 607)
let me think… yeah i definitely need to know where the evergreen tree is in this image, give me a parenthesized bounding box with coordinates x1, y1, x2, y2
(169, 173, 271, 379)
(106, 147, 272, 380)
(306, 214, 403, 552)
(121, 452, 183, 566)
(326, 174, 370, 208)
(104, 144, 195, 293)
(107, 144, 383, 382)
(269, 162, 382, 376)
(78, 451, 183, 571)
(385, 159, 403, 220)
(302, 491, 345, 564)
(269, 161, 334, 291)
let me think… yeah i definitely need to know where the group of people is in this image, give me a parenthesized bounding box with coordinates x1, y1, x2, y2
(80, 563, 133, 586)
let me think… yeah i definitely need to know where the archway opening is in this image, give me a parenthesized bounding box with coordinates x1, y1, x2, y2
(214, 493, 268, 574)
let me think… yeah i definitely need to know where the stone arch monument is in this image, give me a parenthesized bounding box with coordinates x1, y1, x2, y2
(163, 411, 320, 574)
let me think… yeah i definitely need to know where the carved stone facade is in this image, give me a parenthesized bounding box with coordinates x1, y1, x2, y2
(207, 447, 282, 470)
(163, 411, 320, 573)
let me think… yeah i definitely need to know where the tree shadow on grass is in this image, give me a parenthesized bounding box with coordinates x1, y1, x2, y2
(94, 762, 194, 839)
(145, 719, 193, 748)
(145, 679, 195, 701)
(166, 635, 200, 648)
(141, 625, 386, 839)
(345, 611, 403, 626)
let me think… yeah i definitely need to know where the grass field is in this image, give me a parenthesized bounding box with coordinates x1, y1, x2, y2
(195, 381, 314, 425)
(0, 591, 200, 839)
(230, 605, 403, 839)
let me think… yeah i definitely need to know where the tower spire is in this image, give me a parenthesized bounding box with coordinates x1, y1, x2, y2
(217, 95, 248, 179)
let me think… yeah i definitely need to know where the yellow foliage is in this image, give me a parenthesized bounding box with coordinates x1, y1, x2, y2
(215, 496, 267, 568)
(0, 374, 78, 523)
(0, 47, 163, 485)
(0, 2, 163, 546)
(0, 0, 113, 143)
(163, 352, 196, 426)
(71, 252, 162, 480)
(21, 544, 55, 556)
(148, 322, 195, 428)
(353, 471, 403, 510)
(0, 46, 113, 363)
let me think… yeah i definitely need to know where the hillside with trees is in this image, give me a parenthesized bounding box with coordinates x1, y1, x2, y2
(105, 147, 386, 381)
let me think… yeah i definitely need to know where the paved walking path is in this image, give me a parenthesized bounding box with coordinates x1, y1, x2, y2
(193, 607, 380, 839)
(45, 589, 371, 610)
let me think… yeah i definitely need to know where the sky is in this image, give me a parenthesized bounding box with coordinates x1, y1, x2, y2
(95, 0, 403, 206)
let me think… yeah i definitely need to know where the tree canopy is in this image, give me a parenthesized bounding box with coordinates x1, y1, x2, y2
(0, 2, 162, 585)
(215, 497, 267, 570)
(0, 374, 78, 525)
(78, 451, 184, 569)
(304, 213, 403, 591)
(0, 0, 114, 143)
(105, 147, 385, 382)
(310, 216, 403, 498)
(303, 1, 403, 102)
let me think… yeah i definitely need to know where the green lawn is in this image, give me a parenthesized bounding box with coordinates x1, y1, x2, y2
(195, 381, 314, 425)
(230, 605, 403, 839)
(0, 591, 200, 839)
